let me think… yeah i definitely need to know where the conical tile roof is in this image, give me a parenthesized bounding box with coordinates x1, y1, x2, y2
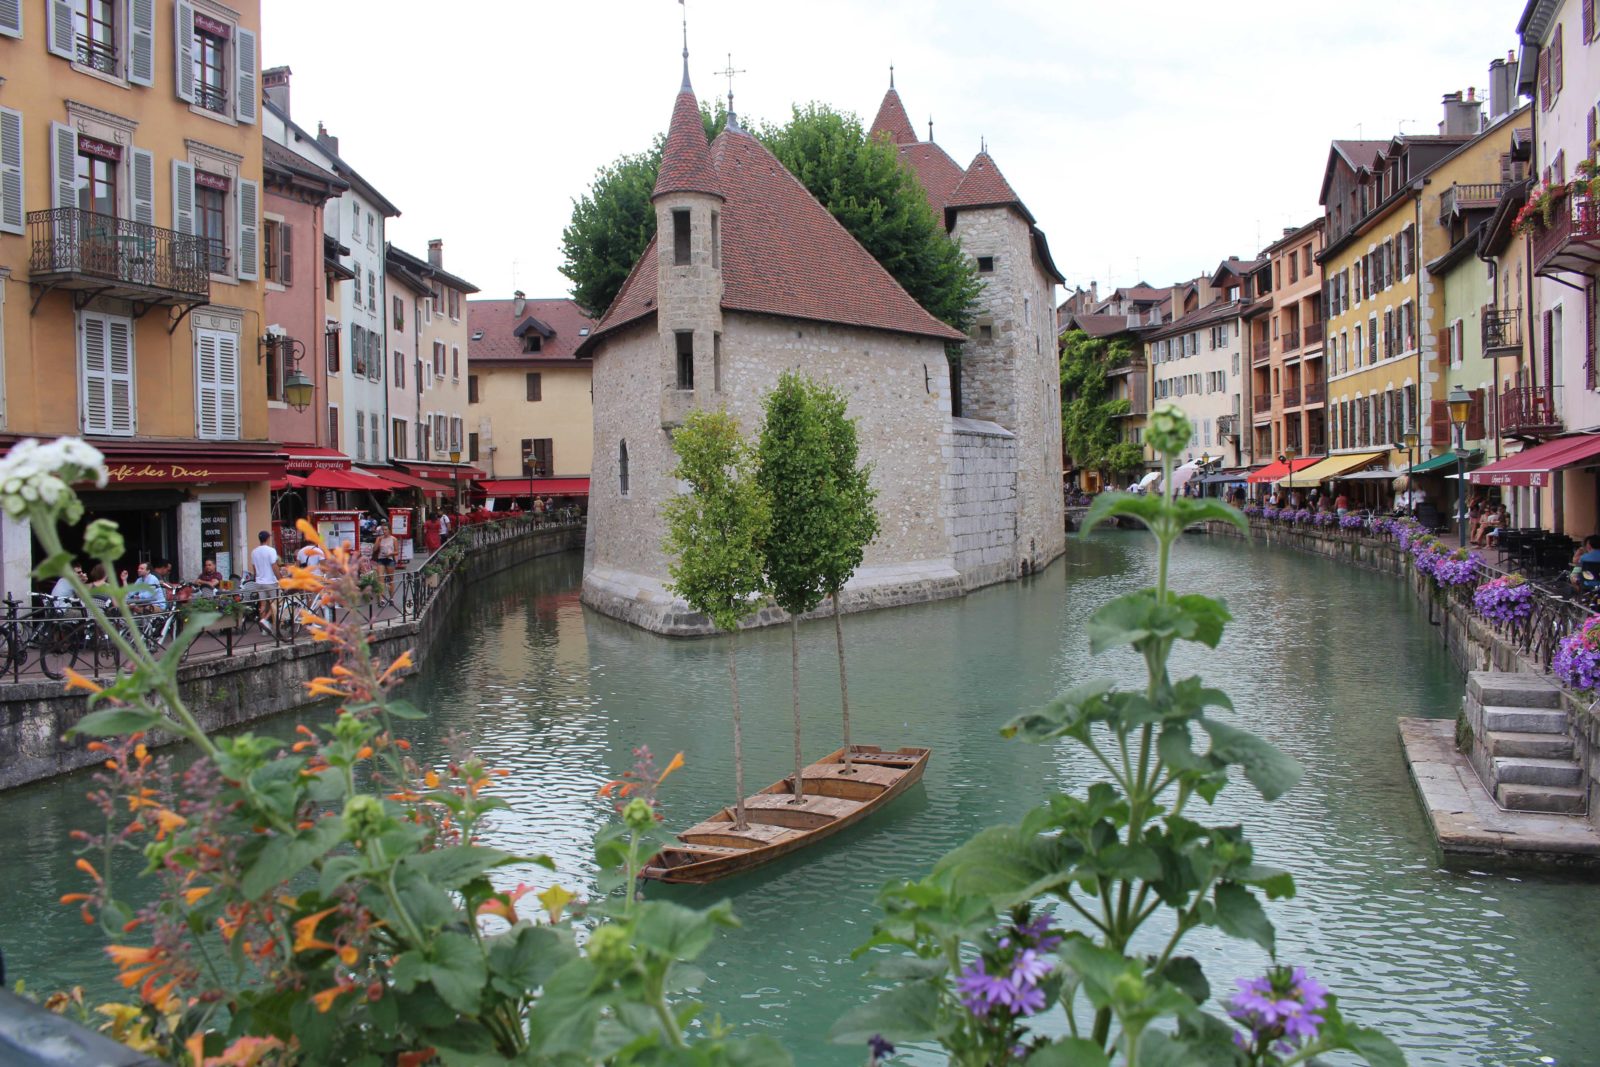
(653, 80, 722, 201)
(947, 151, 1031, 221)
(869, 87, 918, 146)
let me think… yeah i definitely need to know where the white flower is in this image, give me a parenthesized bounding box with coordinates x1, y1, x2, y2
(0, 436, 108, 518)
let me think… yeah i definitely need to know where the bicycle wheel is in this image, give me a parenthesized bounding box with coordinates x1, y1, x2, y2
(83, 624, 122, 676)
(36, 619, 79, 681)
(274, 597, 304, 642)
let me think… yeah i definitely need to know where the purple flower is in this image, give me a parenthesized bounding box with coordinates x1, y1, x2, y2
(867, 1034, 896, 1063)
(1339, 513, 1365, 529)
(1474, 575, 1534, 625)
(957, 960, 1009, 1016)
(1432, 549, 1483, 587)
(1229, 965, 1329, 1055)
(1554, 616, 1600, 692)
(1013, 910, 1062, 951)
(1011, 948, 1051, 986)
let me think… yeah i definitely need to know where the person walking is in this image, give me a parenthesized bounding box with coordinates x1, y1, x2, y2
(248, 531, 282, 635)
(373, 524, 399, 602)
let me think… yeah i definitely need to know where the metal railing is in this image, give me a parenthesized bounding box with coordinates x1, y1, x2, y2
(1253, 393, 1272, 413)
(28, 208, 211, 299)
(1498, 385, 1564, 437)
(1304, 380, 1325, 405)
(1482, 305, 1522, 352)
(1303, 321, 1324, 346)
(1532, 191, 1600, 275)
(75, 36, 117, 75)
(1282, 327, 1301, 352)
(0, 515, 582, 684)
(1252, 339, 1270, 365)
(1282, 384, 1301, 408)
(195, 83, 229, 114)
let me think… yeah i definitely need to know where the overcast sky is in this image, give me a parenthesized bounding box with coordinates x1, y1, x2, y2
(262, 0, 1525, 306)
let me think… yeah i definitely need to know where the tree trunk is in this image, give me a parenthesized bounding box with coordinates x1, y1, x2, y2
(833, 590, 853, 772)
(790, 613, 803, 803)
(728, 629, 747, 831)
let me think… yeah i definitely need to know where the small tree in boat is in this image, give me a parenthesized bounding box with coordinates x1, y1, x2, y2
(662, 410, 771, 830)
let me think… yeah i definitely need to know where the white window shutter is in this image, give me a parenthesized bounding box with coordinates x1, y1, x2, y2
(234, 27, 257, 124)
(236, 178, 259, 280)
(130, 147, 154, 225)
(0, 107, 22, 235)
(45, 0, 70, 58)
(174, 2, 195, 103)
(195, 328, 218, 437)
(171, 159, 195, 234)
(128, 0, 154, 85)
(50, 121, 76, 210)
(0, 0, 21, 39)
(108, 318, 134, 435)
(216, 331, 239, 438)
(81, 314, 110, 433)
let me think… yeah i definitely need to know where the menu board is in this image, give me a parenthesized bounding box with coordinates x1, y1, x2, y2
(315, 512, 360, 555)
(200, 502, 233, 579)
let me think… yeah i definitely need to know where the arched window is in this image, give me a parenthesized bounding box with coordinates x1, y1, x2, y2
(618, 439, 629, 496)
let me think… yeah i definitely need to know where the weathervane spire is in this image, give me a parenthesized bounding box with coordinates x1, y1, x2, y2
(718, 52, 747, 131)
(889, 62, 895, 90)
(679, 0, 691, 91)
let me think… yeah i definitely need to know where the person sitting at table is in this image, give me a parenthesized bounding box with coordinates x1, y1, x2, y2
(1478, 503, 1508, 548)
(194, 557, 224, 595)
(127, 560, 168, 611)
(1571, 535, 1600, 593)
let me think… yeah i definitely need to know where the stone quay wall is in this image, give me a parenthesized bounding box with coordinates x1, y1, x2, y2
(947, 418, 1019, 589)
(0, 524, 584, 791)
(1204, 518, 1600, 827)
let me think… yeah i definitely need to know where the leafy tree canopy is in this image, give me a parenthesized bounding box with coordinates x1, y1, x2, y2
(1060, 328, 1146, 477)
(560, 102, 980, 331)
(810, 382, 879, 594)
(756, 373, 837, 617)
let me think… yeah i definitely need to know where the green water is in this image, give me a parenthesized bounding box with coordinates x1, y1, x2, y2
(5, 532, 1599, 1065)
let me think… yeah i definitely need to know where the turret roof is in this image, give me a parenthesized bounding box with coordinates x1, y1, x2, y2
(869, 87, 919, 145)
(946, 151, 1032, 222)
(653, 81, 722, 201)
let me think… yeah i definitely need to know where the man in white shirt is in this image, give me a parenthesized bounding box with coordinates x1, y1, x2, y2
(248, 531, 282, 634)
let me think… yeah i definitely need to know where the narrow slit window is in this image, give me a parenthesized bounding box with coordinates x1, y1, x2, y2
(676, 331, 694, 390)
(713, 332, 723, 392)
(619, 440, 630, 496)
(710, 211, 720, 269)
(673, 209, 691, 266)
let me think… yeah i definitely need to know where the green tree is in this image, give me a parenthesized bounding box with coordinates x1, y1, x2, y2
(1060, 328, 1146, 478)
(559, 105, 727, 317)
(662, 409, 770, 829)
(760, 104, 983, 332)
(756, 373, 836, 802)
(812, 383, 880, 772)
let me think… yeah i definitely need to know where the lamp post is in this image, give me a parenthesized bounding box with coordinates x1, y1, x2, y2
(1448, 384, 1472, 547)
(449, 448, 462, 515)
(1401, 430, 1419, 517)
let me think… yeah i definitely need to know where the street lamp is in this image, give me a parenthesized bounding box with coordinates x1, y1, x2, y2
(449, 448, 462, 514)
(1401, 430, 1420, 517)
(1199, 452, 1211, 497)
(1448, 384, 1472, 547)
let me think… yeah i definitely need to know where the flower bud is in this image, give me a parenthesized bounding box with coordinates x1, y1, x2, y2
(1144, 402, 1193, 460)
(586, 922, 631, 967)
(341, 794, 387, 840)
(622, 797, 656, 833)
(83, 519, 125, 563)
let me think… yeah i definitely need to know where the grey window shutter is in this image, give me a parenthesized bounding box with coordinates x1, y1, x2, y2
(236, 178, 259, 280)
(45, 0, 71, 58)
(174, 2, 195, 103)
(0, 0, 21, 38)
(50, 121, 76, 210)
(281, 222, 293, 284)
(0, 106, 22, 235)
(234, 27, 257, 124)
(131, 147, 154, 225)
(171, 159, 195, 234)
(128, 0, 154, 85)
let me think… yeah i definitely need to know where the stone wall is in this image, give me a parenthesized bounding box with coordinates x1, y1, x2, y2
(0, 525, 583, 791)
(584, 310, 964, 635)
(947, 418, 1018, 588)
(1209, 517, 1600, 828)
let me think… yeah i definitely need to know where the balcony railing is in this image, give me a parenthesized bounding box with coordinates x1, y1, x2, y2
(1303, 379, 1325, 406)
(1440, 182, 1511, 223)
(1303, 321, 1324, 346)
(75, 36, 117, 75)
(1282, 327, 1301, 352)
(196, 83, 229, 114)
(1282, 385, 1301, 408)
(28, 208, 211, 303)
(1252, 339, 1270, 365)
(1216, 414, 1238, 439)
(1482, 305, 1523, 354)
(1532, 192, 1600, 277)
(1253, 393, 1272, 414)
(1498, 385, 1564, 437)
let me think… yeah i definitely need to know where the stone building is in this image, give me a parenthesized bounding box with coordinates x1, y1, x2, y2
(578, 62, 1066, 634)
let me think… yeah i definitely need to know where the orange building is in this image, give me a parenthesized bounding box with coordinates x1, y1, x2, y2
(0, 1, 274, 591)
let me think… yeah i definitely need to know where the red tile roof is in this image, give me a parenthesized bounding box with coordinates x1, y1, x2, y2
(898, 141, 966, 214)
(468, 297, 595, 364)
(869, 88, 918, 145)
(947, 151, 1032, 222)
(584, 126, 966, 351)
(653, 85, 722, 201)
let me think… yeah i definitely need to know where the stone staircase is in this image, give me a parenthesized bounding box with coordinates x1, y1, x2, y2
(1467, 673, 1587, 816)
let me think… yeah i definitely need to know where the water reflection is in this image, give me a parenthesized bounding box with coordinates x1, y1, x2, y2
(2, 537, 1597, 1065)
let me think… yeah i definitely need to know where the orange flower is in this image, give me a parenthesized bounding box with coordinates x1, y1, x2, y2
(309, 983, 352, 1014)
(106, 943, 164, 989)
(142, 975, 179, 1013)
(133, 743, 149, 762)
(305, 677, 349, 699)
(75, 857, 102, 883)
(337, 944, 358, 966)
(423, 770, 440, 789)
(292, 906, 339, 954)
(396, 738, 411, 750)
(397, 1050, 437, 1067)
(356, 746, 373, 760)
(476, 883, 533, 925)
(659, 751, 686, 783)
(152, 807, 187, 840)
(597, 781, 635, 798)
(186, 1032, 206, 1067)
(379, 650, 414, 682)
(296, 518, 325, 549)
(278, 565, 325, 593)
(64, 668, 103, 694)
(183, 886, 211, 906)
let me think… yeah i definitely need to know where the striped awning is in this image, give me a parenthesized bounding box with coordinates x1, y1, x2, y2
(1280, 450, 1387, 488)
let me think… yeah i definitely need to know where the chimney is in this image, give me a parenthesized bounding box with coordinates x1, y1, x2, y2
(1439, 90, 1483, 137)
(315, 122, 339, 157)
(262, 66, 291, 117)
(512, 290, 526, 317)
(1488, 52, 1517, 121)
(428, 239, 442, 268)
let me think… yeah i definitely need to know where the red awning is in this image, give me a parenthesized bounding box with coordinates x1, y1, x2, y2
(292, 468, 404, 492)
(1246, 457, 1319, 484)
(396, 461, 486, 480)
(1469, 434, 1600, 487)
(94, 442, 285, 485)
(476, 477, 590, 496)
(374, 468, 451, 494)
(283, 445, 352, 473)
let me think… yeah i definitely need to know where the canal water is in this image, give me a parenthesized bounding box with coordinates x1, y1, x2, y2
(4, 532, 1598, 1065)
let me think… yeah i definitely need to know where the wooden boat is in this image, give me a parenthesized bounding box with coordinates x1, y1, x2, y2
(640, 744, 931, 884)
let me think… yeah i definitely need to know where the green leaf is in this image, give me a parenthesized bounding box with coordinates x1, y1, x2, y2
(384, 699, 427, 720)
(1086, 592, 1232, 656)
(630, 899, 738, 961)
(403, 845, 521, 890)
(67, 707, 174, 737)
(487, 923, 577, 998)
(1024, 1037, 1111, 1066)
(390, 930, 485, 1015)
(1081, 491, 1166, 536)
(1155, 956, 1210, 1007)
(240, 818, 344, 899)
(1338, 1024, 1409, 1067)
(827, 981, 939, 1045)
(1169, 497, 1249, 534)
(1197, 718, 1303, 801)
(1004, 678, 1116, 742)
(930, 825, 1080, 906)
(866, 954, 947, 980)
(1210, 882, 1274, 955)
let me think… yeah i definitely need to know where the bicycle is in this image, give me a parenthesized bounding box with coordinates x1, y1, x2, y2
(36, 596, 121, 681)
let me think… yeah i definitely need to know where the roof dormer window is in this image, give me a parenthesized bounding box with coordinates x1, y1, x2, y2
(523, 334, 542, 353)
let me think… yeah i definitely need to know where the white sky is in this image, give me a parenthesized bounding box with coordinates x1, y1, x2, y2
(262, 0, 1525, 305)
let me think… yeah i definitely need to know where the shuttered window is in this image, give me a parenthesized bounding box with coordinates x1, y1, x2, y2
(234, 27, 257, 123)
(0, 106, 21, 235)
(128, 0, 154, 85)
(1555, 24, 1565, 94)
(0, 1, 21, 38)
(173, 1, 195, 102)
(236, 178, 259, 281)
(131, 147, 154, 225)
(1587, 0, 1596, 42)
(80, 311, 134, 436)
(355, 409, 366, 461)
(194, 328, 239, 439)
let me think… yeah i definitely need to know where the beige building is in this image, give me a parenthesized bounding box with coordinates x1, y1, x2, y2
(465, 292, 594, 504)
(0, 0, 274, 592)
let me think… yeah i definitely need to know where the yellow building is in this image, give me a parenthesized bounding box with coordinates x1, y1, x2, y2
(465, 293, 594, 506)
(1316, 95, 1527, 507)
(0, 0, 272, 592)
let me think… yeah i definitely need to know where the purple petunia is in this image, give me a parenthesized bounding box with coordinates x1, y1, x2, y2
(1431, 548, 1483, 587)
(1339, 513, 1365, 529)
(1554, 615, 1600, 692)
(1229, 965, 1330, 1055)
(1474, 574, 1534, 625)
